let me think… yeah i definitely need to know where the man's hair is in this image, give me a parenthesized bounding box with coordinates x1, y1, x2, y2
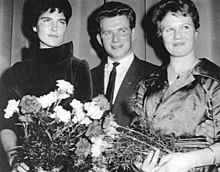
(31, 0, 72, 27)
(95, 1, 136, 33)
(152, 0, 200, 37)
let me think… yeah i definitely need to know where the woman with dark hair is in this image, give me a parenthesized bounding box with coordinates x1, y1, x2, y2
(134, 0, 220, 171)
(0, 0, 92, 171)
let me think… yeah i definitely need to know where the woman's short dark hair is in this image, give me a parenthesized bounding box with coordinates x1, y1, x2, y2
(152, 0, 200, 37)
(95, 1, 136, 33)
(31, 0, 72, 27)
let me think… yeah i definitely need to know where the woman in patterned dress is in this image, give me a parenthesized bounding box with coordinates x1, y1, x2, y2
(134, 0, 220, 171)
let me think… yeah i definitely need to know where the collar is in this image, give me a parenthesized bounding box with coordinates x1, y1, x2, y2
(192, 58, 220, 81)
(37, 41, 73, 64)
(106, 53, 134, 69)
(145, 58, 220, 83)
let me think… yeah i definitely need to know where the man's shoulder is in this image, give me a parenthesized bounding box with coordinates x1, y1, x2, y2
(132, 56, 159, 72)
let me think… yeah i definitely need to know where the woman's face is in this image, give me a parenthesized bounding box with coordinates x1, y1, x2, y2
(160, 12, 198, 58)
(33, 8, 67, 49)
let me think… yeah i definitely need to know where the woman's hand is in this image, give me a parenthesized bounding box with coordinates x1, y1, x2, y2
(9, 154, 29, 172)
(157, 152, 194, 172)
(196, 120, 215, 143)
(12, 162, 30, 172)
(134, 149, 160, 172)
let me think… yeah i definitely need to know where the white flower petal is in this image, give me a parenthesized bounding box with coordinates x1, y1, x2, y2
(54, 106, 71, 123)
(79, 117, 92, 126)
(37, 91, 57, 108)
(56, 80, 74, 94)
(4, 99, 20, 118)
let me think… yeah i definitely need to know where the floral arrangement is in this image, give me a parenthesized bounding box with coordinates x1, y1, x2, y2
(4, 80, 115, 172)
(86, 103, 211, 172)
(4, 80, 211, 172)
(88, 109, 211, 172)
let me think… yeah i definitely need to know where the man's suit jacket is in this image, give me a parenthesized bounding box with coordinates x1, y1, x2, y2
(91, 56, 158, 126)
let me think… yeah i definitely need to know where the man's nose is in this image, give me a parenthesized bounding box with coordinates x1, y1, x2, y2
(112, 33, 119, 42)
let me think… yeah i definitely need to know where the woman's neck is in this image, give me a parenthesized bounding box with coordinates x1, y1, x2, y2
(169, 56, 199, 75)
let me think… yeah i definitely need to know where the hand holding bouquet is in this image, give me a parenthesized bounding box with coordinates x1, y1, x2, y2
(4, 80, 112, 172)
(4, 80, 211, 172)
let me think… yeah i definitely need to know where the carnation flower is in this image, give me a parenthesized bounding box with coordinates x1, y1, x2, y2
(92, 95, 110, 112)
(104, 126, 118, 139)
(37, 91, 57, 108)
(4, 99, 20, 118)
(75, 138, 91, 158)
(56, 92, 71, 100)
(103, 113, 118, 129)
(79, 117, 92, 126)
(91, 137, 103, 157)
(72, 111, 86, 123)
(91, 137, 112, 158)
(70, 99, 84, 113)
(56, 80, 74, 94)
(53, 106, 71, 123)
(18, 114, 33, 123)
(20, 95, 41, 114)
(84, 102, 103, 120)
(85, 121, 102, 138)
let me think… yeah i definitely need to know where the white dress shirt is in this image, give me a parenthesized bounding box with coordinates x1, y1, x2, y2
(104, 53, 134, 103)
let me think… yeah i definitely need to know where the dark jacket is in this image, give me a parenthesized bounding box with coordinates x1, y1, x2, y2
(91, 56, 158, 126)
(0, 41, 92, 133)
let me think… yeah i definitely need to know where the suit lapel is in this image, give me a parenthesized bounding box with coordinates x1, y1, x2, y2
(114, 57, 139, 105)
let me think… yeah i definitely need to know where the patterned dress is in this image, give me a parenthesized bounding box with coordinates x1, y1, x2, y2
(135, 58, 220, 172)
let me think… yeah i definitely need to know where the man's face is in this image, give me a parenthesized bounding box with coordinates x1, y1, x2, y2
(33, 8, 67, 49)
(97, 15, 136, 61)
(160, 12, 198, 58)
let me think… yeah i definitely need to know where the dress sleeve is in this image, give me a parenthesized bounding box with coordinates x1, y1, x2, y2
(133, 80, 148, 117)
(74, 60, 93, 102)
(0, 66, 22, 133)
(211, 80, 220, 141)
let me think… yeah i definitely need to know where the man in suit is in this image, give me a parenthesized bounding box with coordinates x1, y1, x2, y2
(91, 1, 158, 127)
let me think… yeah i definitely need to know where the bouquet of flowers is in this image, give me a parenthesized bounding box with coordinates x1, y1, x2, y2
(103, 115, 210, 172)
(4, 80, 114, 172)
(92, 99, 211, 172)
(4, 79, 173, 172)
(4, 80, 211, 172)
(87, 101, 211, 172)
(86, 109, 211, 172)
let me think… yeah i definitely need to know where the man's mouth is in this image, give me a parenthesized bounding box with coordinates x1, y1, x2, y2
(111, 44, 123, 49)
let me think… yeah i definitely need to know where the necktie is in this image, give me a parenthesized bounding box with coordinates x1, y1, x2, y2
(106, 62, 120, 107)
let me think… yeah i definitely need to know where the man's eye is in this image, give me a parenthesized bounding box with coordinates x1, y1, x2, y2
(102, 31, 111, 37)
(119, 29, 127, 35)
(182, 25, 189, 30)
